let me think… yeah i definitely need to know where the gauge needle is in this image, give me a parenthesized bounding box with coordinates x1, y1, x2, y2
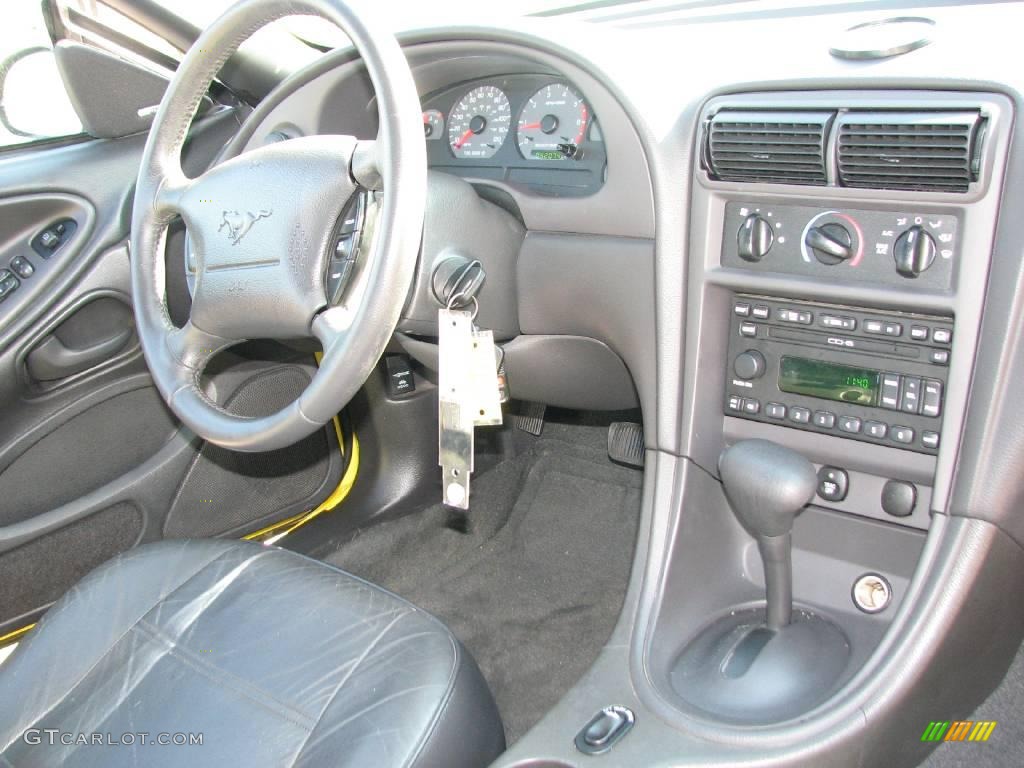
(520, 122, 542, 130)
(453, 129, 474, 148)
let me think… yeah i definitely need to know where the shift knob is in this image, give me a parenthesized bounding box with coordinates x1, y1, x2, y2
(719, 439, 816, 630)
(719, 439, 816, 539)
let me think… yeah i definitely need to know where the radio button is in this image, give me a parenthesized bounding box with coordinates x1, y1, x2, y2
(864, 320, 885, 335)
(932, 328, 953, 344)
(839, 416, 863, 434)
(910, 325, 929, 341)
(752, 305, 770, 320)
(765, 402, 787, 419)
(864, 421, 889, 439)
(727, 394, 743, 412)
(929, 349, 950, 366)
(821, 314, 856, 331)
(789, 406, 811, 424)
(740, 322, 757, 338)
(742, 398, 761, 415)
(734, 302, 751, 317)
(922, 431, 940, 449)
(922, 380, 943, 418)
(777, 308, 812, 325)
(880, 374, 901, 410)
(900, 376, 922, 414)
(813, 411, 836, 429)
(892, 426, 915, 445)
(883, 322, 903, 337)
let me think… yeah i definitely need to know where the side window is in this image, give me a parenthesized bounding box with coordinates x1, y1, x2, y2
(0, 5, 83, 148)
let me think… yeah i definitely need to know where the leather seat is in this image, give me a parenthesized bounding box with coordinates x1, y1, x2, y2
(0, 540, 505, 767)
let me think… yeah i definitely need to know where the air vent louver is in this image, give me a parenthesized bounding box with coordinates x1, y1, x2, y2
(837, 112, 982, 193)
(706, 110, 833, 186)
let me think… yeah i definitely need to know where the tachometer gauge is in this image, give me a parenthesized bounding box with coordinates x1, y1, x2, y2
(448, 86, 511, 159)
(517, 83, 589, 160)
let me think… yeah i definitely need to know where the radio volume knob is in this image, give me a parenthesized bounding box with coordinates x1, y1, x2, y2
(893, 225, 937, 278)
(734, 350, 767, 380)
(737, 214, 774, 262)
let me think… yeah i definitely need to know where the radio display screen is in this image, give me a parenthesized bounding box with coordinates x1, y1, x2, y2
(778, 356, 880, 406)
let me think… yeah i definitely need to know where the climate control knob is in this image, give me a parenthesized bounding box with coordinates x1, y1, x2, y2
(893, 225, 937, 278)
(737, 214, 774, 262)
(734, 350, 767, 381)
(805, 223, 853, 265)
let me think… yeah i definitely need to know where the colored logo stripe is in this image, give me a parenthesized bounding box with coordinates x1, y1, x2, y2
(921, 721, 997, 742)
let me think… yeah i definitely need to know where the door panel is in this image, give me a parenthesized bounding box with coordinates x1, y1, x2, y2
(0, 108, 342, 635)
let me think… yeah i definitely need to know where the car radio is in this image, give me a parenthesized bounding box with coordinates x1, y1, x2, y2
(724, 294, 952, 455)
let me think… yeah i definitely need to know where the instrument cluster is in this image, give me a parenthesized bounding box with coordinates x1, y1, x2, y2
(421, 74, 607, 197)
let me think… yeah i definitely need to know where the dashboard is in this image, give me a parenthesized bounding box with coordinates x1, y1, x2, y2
(421, 74, 607, 196)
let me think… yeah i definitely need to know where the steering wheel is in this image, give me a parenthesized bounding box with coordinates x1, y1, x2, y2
(130, 0, 426, 451)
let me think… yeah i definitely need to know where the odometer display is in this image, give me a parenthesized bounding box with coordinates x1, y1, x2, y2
(447, 86, 511, 159)
(778, 356, 880, 406)
(517, 83, 589, 160)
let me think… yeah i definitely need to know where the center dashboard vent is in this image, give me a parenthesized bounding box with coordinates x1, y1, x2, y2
(705, 110, 833, 186)
(836, 111, 983, 193)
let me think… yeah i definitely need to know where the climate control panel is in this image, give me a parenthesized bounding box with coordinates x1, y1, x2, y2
(724, 295, 953, 455)
(723, 202, 958, 290)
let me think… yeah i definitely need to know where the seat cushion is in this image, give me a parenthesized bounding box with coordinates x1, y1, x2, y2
(0, 539, 505, 767)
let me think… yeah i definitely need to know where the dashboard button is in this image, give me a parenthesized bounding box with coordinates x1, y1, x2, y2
(752, 305, 770, 320)
(922, 380, 943, 418)
(900, 376, 922, 414)
(883, 322, 903, 337)
(881, 480, 917, 518)
(812, 411, 836, 429)
(932, 328, 953, 344)
(727, 394, 743, 412)
(891, 426, 915, 444)
(880, 374, 901, 410)
(839, 416, 862, 434)
(864, 320, 885, 335)
(929, 349, 950, 366)
(789, 406, 811, 424)
(910, 325, 929, 341)
(742, 398, 761, 415)
(864, 421, 888, 439)
(821, 314, 856, 331)
(734, 302, 751, 317)
(817, 466, 849, 502)
(922, 431, 940, 449)
(740, 322, 757, 338)
(765, 402, 787, 420)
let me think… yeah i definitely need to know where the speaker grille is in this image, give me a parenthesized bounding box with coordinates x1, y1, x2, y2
(164, 366, 336, 538)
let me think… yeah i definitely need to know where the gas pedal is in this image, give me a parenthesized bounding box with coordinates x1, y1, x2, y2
(608, 422, 644, 468)
(513, 402, 546, 436)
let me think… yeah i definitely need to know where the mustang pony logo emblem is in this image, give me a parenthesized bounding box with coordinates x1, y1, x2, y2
(218, 209, 272, 245)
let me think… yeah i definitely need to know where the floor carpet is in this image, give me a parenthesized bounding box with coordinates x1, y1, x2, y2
(322, 431, 643, 743)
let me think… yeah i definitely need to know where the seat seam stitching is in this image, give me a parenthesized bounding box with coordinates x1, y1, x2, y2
(133, 619, 316, 730)
(0, 544, 234, 751)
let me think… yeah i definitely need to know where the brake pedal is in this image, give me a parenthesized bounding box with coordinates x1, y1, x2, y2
(513, 402, 546, 436)
(608, 422, 644, 468)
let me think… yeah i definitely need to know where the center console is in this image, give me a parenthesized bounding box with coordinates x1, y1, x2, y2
(639, 89, 1013, 734)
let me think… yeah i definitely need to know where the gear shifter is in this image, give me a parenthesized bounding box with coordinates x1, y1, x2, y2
(718, 439, 817, 630)
(668, 439, 850, 723)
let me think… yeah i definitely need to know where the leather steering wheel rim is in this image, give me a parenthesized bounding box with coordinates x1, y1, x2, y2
(130, 0, 426, 452)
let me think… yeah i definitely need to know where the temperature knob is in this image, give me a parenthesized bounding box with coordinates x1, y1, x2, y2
(805, 223, 853, 265)
(734, 350, 766, 380)
(893, 225, 937, 278)
(737, 214, 774, 262)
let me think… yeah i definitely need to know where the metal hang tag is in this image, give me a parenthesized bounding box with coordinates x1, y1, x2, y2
(438, 308, 475, 509)
(470, 329, 503, 427)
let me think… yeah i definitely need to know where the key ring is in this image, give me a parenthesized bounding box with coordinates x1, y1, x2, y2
(446, 293, 479, 322)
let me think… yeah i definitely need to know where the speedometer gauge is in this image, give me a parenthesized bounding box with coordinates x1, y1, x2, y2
(448, 86, 511, 159)
(517, 83, 589, 160)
